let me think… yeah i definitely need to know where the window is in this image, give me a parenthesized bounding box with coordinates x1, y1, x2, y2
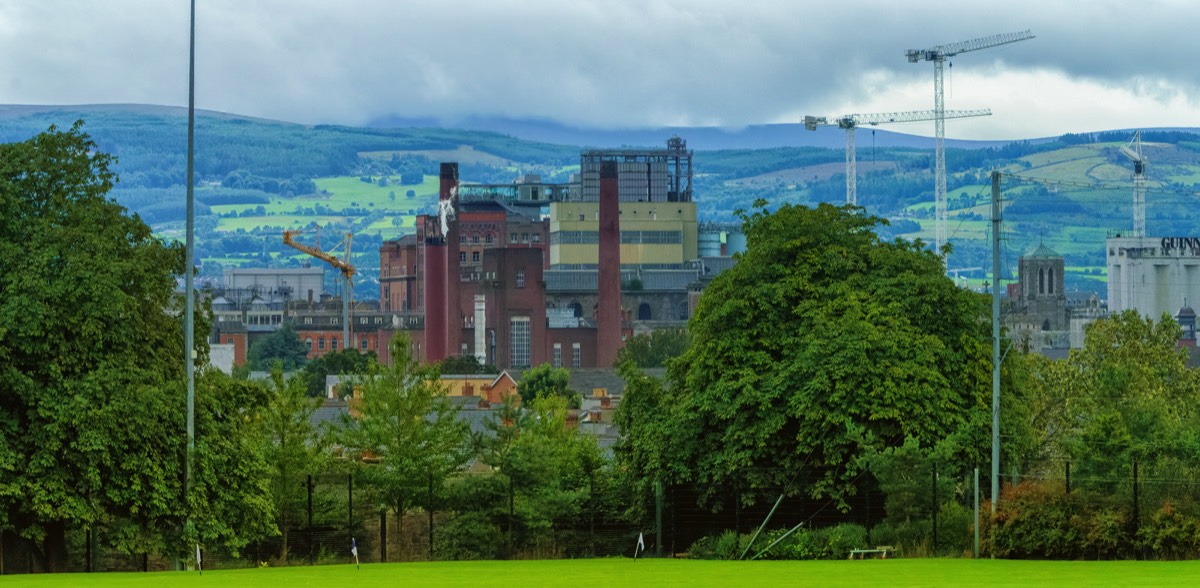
(305, 337, 313, 350)
(532, 233, 541, 244)
(553, 343, 562, 368)
(571, 342, 581, 368)
(472, 251, 480, 262)
(510, 316, 531, 368)
(510, 233, 518, 243)
(332, 317, 339, 325)
(304, 317, 313, 325)
(331, 337, 339, 351)
(361, 316, 368, 324)
(638, 303, 652, 321)
(473, 235, 480, 244)
(361, 336, 369, 350)
(318, 337, 326, 351)
(516, 270, 526, 289)
(486, 234, 494, 244)
(460, 252, 467, 262)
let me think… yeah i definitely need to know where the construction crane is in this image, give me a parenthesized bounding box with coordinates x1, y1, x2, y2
(1119, 130, 1149, 238)
(804, 109, 991, 206)
(906, 29, 1034, 252)
(283, 229, 356, 349)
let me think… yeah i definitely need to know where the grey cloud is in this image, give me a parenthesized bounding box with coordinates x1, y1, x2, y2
(1, 0, 1197, 134)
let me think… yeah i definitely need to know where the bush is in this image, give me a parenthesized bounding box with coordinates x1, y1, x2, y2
(812, 523, 868, 560)
(690, 524, 868, 561)
(1138, 502, 1200, 559)
(687, 529, 744, 560)
(435, 511, 503, 560)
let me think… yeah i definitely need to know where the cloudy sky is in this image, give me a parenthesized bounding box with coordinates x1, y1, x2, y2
(2, 0, 1197, 140)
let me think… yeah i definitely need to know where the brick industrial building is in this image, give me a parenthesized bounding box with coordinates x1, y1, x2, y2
(214, 138, 742, 369)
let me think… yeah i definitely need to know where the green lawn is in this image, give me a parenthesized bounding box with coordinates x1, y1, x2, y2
(8, 559, 1200, 587)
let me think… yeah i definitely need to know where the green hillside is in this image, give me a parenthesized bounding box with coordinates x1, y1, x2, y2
(2, 105, 1197, 299)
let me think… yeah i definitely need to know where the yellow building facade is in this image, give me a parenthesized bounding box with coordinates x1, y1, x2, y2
(548, 201, 698, 267)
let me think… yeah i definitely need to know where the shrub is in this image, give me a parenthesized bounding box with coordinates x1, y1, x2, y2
(1138, 502, 1200, 559)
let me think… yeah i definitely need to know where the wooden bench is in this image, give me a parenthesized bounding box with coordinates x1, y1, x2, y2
(848, 546, 898, 560)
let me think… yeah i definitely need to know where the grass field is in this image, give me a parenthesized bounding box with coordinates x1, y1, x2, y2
(7, 559, 1200, 587)
(7, 561, 1200, 588)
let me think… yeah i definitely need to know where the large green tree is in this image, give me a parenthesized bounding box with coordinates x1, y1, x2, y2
(477, 394, 602, 558)
(336, 335, 470, 560)
(260, 365, 326, 561)
(0, 124, 277, 570)
(622, 202, 992, 510)
(1022, 311, 1200, 489)
(0, 124, 197, 570)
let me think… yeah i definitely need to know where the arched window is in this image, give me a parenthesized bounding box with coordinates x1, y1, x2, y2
(638, 303, 652, 321)
(1048, 268, 1055, 295)
(1042, 319, 1051, 331)
(1038, 268, 1045, 295)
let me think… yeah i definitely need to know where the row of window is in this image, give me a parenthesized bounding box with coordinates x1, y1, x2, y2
(304, 336, 372, 352)
(552, 342, 583, 368)
(457, 232, 545, 245)
(549, 230, 683, 245)
(301, 316, 385, 325)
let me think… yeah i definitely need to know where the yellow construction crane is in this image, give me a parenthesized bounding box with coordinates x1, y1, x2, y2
(283, 229, 355, 348)
(804, 109, 991, 206)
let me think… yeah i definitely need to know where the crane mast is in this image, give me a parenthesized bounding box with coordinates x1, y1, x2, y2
(283, 229, 356, 349)
(906, 30, 1034, 252)
(804, 109, 991, 206)
(1119, 131, 1149, 238)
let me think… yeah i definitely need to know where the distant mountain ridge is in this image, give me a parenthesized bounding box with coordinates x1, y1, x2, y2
(0, 103, 1188, 153)
(364, 113, 1032, 151)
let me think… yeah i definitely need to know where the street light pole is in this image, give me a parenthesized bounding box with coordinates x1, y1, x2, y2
(184, 0, 197, 549)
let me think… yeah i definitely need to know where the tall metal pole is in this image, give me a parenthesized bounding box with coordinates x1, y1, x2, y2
(990, 171, 1002, 515)
(185, 0, 197, 543)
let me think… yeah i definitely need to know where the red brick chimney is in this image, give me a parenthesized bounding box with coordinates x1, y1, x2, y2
(597, 160, 621, 367)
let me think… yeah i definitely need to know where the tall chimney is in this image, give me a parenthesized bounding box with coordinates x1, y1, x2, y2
(423, 162, 458, 363)
(441, 162, 462, 359)
(597, 160, 621, 367)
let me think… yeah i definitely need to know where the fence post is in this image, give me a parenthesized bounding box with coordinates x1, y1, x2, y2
(973, 467, 980, 559)
(655, 479, 664, 557)
(428, 472, 434, 561)
(1132, 460, 1140, 559)
(308, 475, 315, 564)
(931, 461, 938, 554)
(379, 510, 388, 563)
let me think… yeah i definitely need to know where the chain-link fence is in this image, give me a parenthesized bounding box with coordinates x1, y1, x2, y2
(9, 455, 1200, 573)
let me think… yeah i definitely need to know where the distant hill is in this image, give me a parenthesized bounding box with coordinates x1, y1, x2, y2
(364, 113, 1026, 151)
(4, 103, 1200, 300)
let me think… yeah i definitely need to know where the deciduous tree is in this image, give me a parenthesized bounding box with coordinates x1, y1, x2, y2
(639, 202, 992, 509)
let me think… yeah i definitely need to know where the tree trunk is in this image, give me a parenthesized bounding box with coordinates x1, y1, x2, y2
(32, 521, 69, 573)
(395, 506, 405, 561)
(280, 516, 290, 562)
